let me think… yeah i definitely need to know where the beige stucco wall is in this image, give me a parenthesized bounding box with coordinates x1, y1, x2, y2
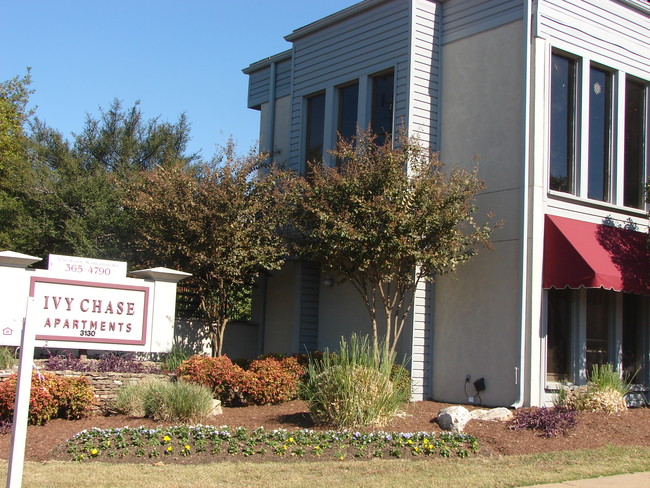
(434, 19, 525, 406)
(318, 274, 374, 351)
(261, 262, 297, 354)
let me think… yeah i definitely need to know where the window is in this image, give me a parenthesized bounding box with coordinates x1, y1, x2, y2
(371, 70, 394, 146)
(337, 82, 359, 144)
(585, 289, 611, 373)
(587, 67, 613, 201)
(546, 288, 648, 386)
(546, 288, 572, 382)
(548, 52, 648, 209)
(550, 54, 576, 193)
(304, 93, 325, 175)
(624, 79, 646, 209)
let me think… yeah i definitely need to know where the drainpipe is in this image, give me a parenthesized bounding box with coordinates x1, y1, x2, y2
(512, 0, 534, 409)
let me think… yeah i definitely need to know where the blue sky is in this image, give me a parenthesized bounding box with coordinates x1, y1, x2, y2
(2, 1, 358, 159)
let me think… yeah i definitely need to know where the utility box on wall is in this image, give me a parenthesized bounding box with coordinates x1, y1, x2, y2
(0, 251, 190, 353)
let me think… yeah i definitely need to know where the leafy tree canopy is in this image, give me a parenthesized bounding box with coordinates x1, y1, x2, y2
(287, 130, 497, 354)
(124, 142, 290, 355)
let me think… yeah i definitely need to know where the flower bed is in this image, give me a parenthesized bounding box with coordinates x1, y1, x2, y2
(66, 425, 479, 462)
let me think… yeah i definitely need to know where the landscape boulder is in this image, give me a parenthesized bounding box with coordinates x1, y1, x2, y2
(437, 406, 471, 432)
(470, 407, 513, 422)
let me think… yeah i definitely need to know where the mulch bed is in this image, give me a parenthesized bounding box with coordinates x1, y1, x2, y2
(1, 400, 649, 463)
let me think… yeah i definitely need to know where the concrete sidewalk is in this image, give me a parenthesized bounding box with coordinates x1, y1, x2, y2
(523, 471, 650, 487)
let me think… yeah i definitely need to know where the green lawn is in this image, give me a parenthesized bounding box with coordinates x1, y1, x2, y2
(3, 445, 650, 488)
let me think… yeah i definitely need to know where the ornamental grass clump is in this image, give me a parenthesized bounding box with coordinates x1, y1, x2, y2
(114, 378, 214, 423)
(301, 334, 411, 429)
(554, 363, 630, 414)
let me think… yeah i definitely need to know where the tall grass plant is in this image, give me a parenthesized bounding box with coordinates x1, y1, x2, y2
(301, 334, 410, 429)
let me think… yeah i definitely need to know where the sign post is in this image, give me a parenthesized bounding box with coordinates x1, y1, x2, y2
(6, 299, 37, 488)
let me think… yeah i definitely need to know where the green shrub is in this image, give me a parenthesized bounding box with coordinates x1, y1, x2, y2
(301, 334, 410, 429)
(176, 355, 245, 406)
(114, 378, 214, 423)
(0, 372, 94, 425)
(242, 357, 304, 405)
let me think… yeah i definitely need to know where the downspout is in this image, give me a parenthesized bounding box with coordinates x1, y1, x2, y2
(512, 0, 534, 408)
(258, 61, 278, 355)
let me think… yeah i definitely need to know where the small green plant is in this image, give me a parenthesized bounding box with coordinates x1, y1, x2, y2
(161, 344, 190, 373)
(0, 347, 16, 370)
(301, 334, 410, 429)
(114, 378, 214, 423)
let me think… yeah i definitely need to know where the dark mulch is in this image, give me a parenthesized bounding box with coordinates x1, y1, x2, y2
(1, 400, 649, 463)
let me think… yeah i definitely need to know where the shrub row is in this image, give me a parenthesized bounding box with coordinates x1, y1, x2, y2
(176, 355, 304, 406)
(45, 352, 160, 373)
(0, 372, 94, 425)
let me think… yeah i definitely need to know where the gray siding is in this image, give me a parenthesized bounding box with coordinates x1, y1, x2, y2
(442, 0, 524, 45)
(288, 0, 413, 172)
(299, 263, 320, 352)
(246, 58, 293, 109)
(537, 0, 650, 75)
(411, 280, 433, 400)
(410, 0, 441, 149)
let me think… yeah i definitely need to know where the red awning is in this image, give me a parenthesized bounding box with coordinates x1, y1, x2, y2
(543, 214, 650, 295)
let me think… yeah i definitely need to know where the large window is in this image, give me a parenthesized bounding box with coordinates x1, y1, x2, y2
(304, 92, 326, 175)
(548, 52, 648, 209)
(550, 54, 576, 193)
(624, 79, 646, 209)
(371, 70, 394, 146)
(546, 289, 648, 386)
(587, 67, 613, 201)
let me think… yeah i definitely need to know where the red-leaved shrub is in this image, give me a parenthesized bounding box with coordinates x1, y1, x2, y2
(242, 357, 304, 405)
(0, 372, 94, 425)
(177, 355, 306, 406)
(176, 355, 245, 406)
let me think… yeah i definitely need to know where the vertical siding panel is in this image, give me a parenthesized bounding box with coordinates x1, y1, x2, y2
(411, 278, 433, 400)
(299, 263, 320, 352)
(410, 0, 441, 149)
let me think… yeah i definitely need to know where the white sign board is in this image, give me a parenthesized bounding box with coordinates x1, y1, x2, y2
(29, 276, 149, 347)
(48, 254, 127, 281)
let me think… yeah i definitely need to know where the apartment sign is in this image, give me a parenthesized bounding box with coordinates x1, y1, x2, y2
(29, 276, 149, 346)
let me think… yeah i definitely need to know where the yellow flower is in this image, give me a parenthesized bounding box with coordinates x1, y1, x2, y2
(423, 438, 429, 445)
(289, 437, 295, 444)
(163, 435, 171, 442)
(407, 439, 413, 445)
(282, 445, 287, 451)
(167, 446, 173, 452)
(184, 445, 191, 451)
(90, 448, 98, 456)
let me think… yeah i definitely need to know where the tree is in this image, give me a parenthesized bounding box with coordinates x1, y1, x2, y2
(287, 130, 496, 355)
(0, 69, 33, 169)
(0, 94, 197, 261)
(125, 142, 289, 356)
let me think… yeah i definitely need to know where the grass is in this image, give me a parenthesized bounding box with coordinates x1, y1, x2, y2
(2, 445, 649, 487)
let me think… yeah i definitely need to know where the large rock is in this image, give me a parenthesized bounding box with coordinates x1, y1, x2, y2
(211, 399, 223, 416)
(437, 406, 471, 432)
(470, 407, 513, 422)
